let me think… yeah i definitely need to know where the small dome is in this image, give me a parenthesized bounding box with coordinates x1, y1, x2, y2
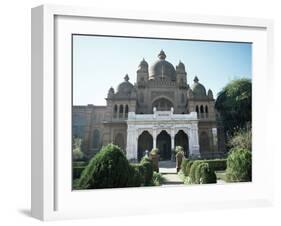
(191, 76, 207, 97)
(116, 74, 134, 95)
(149, 50, 176, 81)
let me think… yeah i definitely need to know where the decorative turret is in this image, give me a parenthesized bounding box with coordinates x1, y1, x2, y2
(176, 61, 186, 73)
(191, 76, 207, 98)
(107, 87, 115, 98)
(137, 58, 148, 73)
(207, 89, 214, 99)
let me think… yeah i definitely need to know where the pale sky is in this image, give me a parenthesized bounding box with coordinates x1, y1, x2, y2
(73, 35, 252, 106)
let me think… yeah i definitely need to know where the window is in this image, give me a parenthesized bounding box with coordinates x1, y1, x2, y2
(125, 105, 129, 118)
(119, 105, 124, 118)
(113, 105, 118, 118)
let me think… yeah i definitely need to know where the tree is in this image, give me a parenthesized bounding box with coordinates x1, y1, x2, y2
(215, 79, 251, 136)
(72, 137, 84, 161)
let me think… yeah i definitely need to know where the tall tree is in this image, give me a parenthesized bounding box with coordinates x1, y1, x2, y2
(215, 79, 251, 136)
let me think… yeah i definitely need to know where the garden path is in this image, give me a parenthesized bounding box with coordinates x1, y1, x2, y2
(159, 161, 184, 185)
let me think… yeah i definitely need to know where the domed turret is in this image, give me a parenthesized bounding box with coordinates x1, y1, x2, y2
(107, 87, 115, 98)
(207, 89, 214, 99)
(137, 58, 148, 72)
(116, 74, 134, 95)
(149, 50, 176, 81)
(191, 76, 207, 98)
(176, 61, 186, 73)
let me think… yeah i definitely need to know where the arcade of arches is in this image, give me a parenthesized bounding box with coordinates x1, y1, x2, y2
(137, 129, 189, 161)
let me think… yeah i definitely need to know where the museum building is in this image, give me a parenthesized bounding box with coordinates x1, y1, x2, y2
(73, 50, 225, 161)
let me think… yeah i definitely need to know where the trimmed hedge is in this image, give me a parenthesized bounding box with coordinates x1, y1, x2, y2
(189, 160, 203, 183)
(77, 144, 135, 189)
(184, 160, 194, 177)
(204, 159, 226, 171)
(226, 148, 252, 182)
(200, 163, 217, 184)
(140, 156, 154, 186)
(181, 159, 189, 174)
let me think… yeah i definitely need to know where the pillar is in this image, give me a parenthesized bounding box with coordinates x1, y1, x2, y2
(189, 123, 200, 159)
(153, 129, 157, 149)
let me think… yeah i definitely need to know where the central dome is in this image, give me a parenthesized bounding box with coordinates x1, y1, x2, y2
(149, 50, 176, 81)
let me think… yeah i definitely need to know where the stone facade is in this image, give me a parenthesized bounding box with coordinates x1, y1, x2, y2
(73, 50, 225, 161)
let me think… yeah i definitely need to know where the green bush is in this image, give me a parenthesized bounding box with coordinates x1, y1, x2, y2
(189, 160, 203, 183)
(127, 164, 143, 187)
(152, 172, 165, 186)
(228, 127, 251, 151)
(204, 159, 226, 171)
(140, 156, 154, 186)
(77, 144, 133, 189)
(226, 148, 252, 182)
(181, 159, 189, 174)
(199, 163, 217, 184)
(184, 160, 194, 177)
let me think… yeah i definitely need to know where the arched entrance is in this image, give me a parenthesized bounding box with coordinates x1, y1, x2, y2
(137, 131, 153, 161)
(175, 130, 189, 157)
(157, 130, 171, 160)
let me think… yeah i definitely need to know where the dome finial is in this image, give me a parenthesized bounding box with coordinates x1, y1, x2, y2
(158, 49, 166, 60)
(194, 76, 199, 83)
(124, 74, 129, 82)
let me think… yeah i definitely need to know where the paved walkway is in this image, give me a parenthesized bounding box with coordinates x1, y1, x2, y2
(159, 161, 184, 185)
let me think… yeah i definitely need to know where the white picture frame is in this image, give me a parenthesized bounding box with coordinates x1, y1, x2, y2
(31, 4, 274, 221)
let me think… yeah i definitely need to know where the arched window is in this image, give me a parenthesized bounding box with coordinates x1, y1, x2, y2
(113, 105, 118, 118)
(92, 129, 100, 149)
(200, 105, 204, 118)
(119, 105, 124, 118)
(125, 105, 129, 118)
(196, 105, 199, 117)
(205, 105, 209, 118)
(152, 98, 173, 111)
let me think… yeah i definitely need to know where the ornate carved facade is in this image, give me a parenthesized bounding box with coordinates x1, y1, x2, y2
(73, 50, 225, 161)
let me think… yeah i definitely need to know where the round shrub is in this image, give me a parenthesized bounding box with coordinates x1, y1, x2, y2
(140, 156, 154, 186)
(78, 144, 132, 189)
(199, 163, 217, 184)
(226, 148, 252, 182)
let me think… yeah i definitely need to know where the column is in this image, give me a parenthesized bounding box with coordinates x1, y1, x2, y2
(126, 124, 138, 161)
(189, 123, 200, 158)
(212, 128, 218, 152)
(153, 129, 157, 149)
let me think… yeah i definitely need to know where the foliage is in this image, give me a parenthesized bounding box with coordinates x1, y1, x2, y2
(226, 148, 252, 182)
(181, 159, 189, 174)
(77, 144, 134, 189)
(175, 146, 184, 154)
(202, 159, 227, 171)
(72, 137, 84, 161)
(127, 164, 143, 187)
(215, 79, 252, 136)
(228, 126, 252, 151)
(189, 160, 204, 183)
(140, 156, 154, 186)
(184, 160, 194, 177)
(150, 148, 159, 156)
(198, 163, 217, 184)
(152, 172, 165, 186)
